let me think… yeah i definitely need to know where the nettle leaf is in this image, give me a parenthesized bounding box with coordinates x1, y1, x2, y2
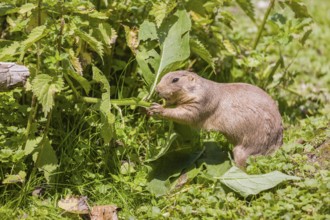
(31, 74, 64, 116)
(190, 39, 215, 71)
(219, 166, 301, 197)
(150, 1, 177, 27)
(147, 8, 191, 98)
(68, 49, 83, 75)
(0, 42, 20, 61)
(284, 0, 310, 18)
(18, 3, 36, 14)
(21, 25, 47, 51)
(92, 66, 115, 143)
(0, 3, 17, 16)
(75, 29, 104, 58)
(235, 0, 255, 21)
(98, 23, 117, 48)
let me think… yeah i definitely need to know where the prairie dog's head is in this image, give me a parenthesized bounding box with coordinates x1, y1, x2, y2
(155, 71, 199, 105)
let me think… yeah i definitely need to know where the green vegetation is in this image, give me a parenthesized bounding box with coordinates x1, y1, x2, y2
(0, 0, 329, 219)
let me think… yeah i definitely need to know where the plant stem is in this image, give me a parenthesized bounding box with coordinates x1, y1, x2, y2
(65, 95, 152, 107)
(24, 0, 43, 142)
(253, 0, 275, 50)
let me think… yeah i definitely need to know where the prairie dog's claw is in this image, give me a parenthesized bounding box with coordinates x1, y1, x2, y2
(147, 103, 164, 116)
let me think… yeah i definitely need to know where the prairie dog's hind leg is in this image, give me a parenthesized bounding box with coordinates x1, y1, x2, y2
(233, 145, 249, 167)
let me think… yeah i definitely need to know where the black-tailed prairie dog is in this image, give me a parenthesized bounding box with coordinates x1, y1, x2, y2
(147, 71, 283, 167)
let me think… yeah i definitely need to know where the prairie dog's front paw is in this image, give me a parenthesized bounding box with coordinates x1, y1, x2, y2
(147, 103, 164, 116)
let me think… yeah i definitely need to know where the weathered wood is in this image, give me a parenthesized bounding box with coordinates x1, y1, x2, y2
(0, 62, 30, 91)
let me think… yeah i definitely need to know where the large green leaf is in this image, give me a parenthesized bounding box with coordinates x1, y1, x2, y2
(92, 66, 115, 143)
(219, 166, 301, 197)
(32, 138, 58, 183)
(147, 8, 191, 98)
(31, 74, 64, 116)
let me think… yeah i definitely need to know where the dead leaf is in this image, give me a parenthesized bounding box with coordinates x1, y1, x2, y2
(58, 196, 89, 214)
(90, 205, 121, 220)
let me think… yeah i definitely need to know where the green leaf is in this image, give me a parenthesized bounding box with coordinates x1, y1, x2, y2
(219, 166, 301, 197)
(21, 25, 47, 51)
(92, 66, 115, 143)
(33, 138, 58, 183)
(0, 42, 20, 61)
(0, 3, 17, 16)
(148, 8, 191, 98)
(285, 0, 310, 18)
(18, 3, 36, 14)
(190, 39, 215, 71)
(150, 1, 177, 27)
(24, 137, 43, 155)
(31, 74, 64, 116)
(138, 20, 158, 42)
(67, 70, 91, 94)
(147, 179, 170, 197)
(75, 29, 104, 58)
(2, 171, 26, 184)
(98, 23, 116, 48)
(136, 46, 160, 86)
(235, 0, 255, 21)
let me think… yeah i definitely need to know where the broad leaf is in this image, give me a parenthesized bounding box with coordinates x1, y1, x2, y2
(31, 74, 64, 116)
(138, 20, 157, 42)
(219, 166, 301, 197)
(285, 0, 310, 18)
(32, 138, 58, 183)
(150, 1, 176, 27)
(148, 8, 191, 98)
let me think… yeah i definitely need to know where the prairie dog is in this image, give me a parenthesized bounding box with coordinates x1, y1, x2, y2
(147, 71, 283, 167)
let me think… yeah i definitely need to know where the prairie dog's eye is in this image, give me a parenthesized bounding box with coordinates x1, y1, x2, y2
(172, 78, 179, 83)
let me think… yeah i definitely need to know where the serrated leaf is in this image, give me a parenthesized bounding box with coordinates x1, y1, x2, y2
(92, 66, 115, 143)
(150, 1, 176, 27)
(148, 8, 191, 98)
(0, 42, 20, 61)
(235, 0, 255, 21)
(21, 25, 47, 51)
(219, 166, 301, 197)
(24, 137, 43, 155)
(31, 74, 64, 116)
(223, 39, 237, 55)
(2, 171, 26, 184)
(18, 3, 37, 14)
(68, 49, 83, 75)
(190, 39, 215, 71)
(0, 3, 17, 16)
(75, 29, 104, 58)
(285, 0, 310, 18)
(98, 23, 116, 48)
(138, 20, 157, 41)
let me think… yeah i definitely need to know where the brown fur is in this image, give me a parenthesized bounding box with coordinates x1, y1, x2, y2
(147, 71, 283, 167)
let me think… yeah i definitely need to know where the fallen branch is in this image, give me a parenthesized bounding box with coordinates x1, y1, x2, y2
(0, 62, 30, 91)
